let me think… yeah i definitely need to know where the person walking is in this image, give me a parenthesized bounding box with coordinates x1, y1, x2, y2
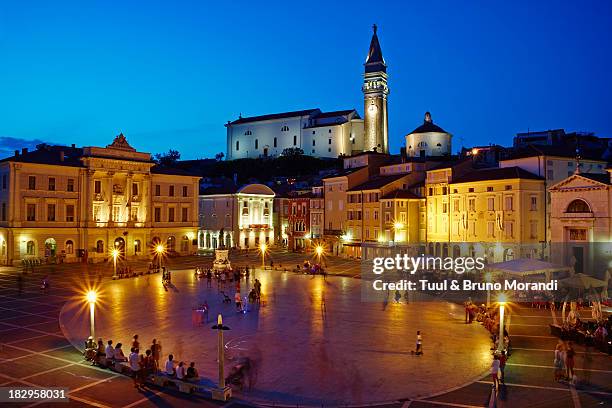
(565, 341, 576, 380)
(499, 350, 507, 383)
(415, 331, 423, 356)
(132, 334, 140, 351)
(129, 347, 141, 388)
(491, 355, 501, 389)
(553, 341, 565, 382)
(151, 339, 161, 372)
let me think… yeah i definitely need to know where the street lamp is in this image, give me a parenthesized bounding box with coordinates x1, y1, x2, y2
(315, 245, 324, 264)
(393, 222, 404, 242)
(155, 244, 165, 271)
(497, 293, 507, 352)
(111, 248, 120, 279)
(86, 290, 97, 339)
(211, 314, 232, 401)
(259, 243, 267, 269)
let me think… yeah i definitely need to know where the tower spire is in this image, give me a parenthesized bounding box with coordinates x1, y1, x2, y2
(365, 23, 386, 73)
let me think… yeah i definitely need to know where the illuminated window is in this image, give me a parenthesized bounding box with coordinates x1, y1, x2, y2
(66, 205, 75, 222)
(65, 240, 74, 254)
(96, 240, 104, 253)
(26, 240, 35, 255)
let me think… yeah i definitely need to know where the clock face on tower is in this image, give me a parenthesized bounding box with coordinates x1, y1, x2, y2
(368, 104, 378, 114)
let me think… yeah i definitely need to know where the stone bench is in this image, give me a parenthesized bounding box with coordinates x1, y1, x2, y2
(148, 373, 216, 395)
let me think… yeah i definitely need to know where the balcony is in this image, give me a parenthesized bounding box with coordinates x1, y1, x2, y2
(324, 229, 343, 236)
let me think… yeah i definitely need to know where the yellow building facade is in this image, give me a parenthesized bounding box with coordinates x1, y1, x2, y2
(431, 167, 546, 262)
(0, 135, 200, 265)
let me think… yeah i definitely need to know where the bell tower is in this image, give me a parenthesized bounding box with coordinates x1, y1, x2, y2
(362, 24, 389, 153)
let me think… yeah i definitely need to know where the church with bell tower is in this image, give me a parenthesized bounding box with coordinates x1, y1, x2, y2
(362, 24, 389, 154)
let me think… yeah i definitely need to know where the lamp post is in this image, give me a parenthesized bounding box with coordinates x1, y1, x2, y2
(497, 294, 507, 353)
(211, 314, 232, 401)
(111, 249, 119, 280)
(259, 243, 267, 270)
(155, 244, 164, 272)
(485, 272, 492, 307)
(86, 290, 97, 339)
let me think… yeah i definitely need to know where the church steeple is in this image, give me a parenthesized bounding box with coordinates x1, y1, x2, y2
(365, 24, 386, 73)
(362, 24, 389, 154)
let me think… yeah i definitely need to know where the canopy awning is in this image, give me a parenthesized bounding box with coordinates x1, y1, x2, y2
(487, 259, 571, 277)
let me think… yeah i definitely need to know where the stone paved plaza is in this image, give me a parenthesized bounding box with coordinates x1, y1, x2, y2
(0, 249, 610, 407)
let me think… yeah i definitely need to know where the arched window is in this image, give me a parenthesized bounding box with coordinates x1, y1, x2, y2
(236, 140, 239, 151)
(167, 236, 176, 251)
(134, 240, 142, 253)
(274, 137, 277, 147)
(417, 141, 428, 147)
(65, 240, 74, 254)
(255, 139, 258, 149)
(281, 125, 289, 131)
(96, 240, 104, 253)
(181, 236, 189, 252)
(26, 241, 35, 255)
(244, 130, 252, 136)
(566, 199, 591, 213)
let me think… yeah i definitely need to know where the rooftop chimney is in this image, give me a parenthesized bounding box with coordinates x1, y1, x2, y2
(59, 151, 65, 162)
(14, 150, 19, 157)
(71, 144, 76, 148)
(22, 148, 28, 155)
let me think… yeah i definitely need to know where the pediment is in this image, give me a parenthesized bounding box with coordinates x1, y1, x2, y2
(549, 174, 608, 191)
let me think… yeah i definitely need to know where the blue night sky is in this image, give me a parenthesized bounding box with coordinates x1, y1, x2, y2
(1, 0, 611, 159)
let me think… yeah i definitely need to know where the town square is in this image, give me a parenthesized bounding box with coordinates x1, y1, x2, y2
(0, 1, 611, 407)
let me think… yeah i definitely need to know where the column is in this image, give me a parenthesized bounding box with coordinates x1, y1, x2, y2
(106, 172, 114, 224)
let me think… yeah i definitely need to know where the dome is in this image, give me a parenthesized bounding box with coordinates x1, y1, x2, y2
(237, 183, 275, 196)
(408, 112, 448, 135)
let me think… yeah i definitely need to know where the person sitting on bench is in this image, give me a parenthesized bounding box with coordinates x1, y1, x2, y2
(176, 361, 186, 380)
(105, 340, 115, 361)
(114, 343, 127, 362)
(185, 362, 199, 381)
(165, 354, 176, 376)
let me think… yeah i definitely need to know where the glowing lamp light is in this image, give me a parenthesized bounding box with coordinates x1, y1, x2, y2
(498, 293, 507, 305)
(86, 290, 97, 304)
(315, 245, 324, 256)
(155, 244, 164, 254)
(471, 148, 479, 156)
(393, 222, 403, 230)
(111, 248, 120, 259)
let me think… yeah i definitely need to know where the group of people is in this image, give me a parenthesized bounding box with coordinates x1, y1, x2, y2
(164, 354, 200, 382)
(553, 340, 577, 383)
(490, 350, 508, 389)
(85, 335, 166, 388)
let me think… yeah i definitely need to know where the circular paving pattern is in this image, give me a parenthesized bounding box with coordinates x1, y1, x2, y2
(60, 268, 492, 405)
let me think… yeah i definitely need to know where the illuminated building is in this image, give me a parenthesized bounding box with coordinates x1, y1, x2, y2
(439, 167, 546, 261)
(309, 186, 324, 239)
(198, 183, 274, 250)
(363, 24, 389, 153)
(225, 109, 365, 159)
(405, 112, 452, 158)
(286, 192, 311, 251)
(0, 135, 200, 265)
(549, 169, 612, 273)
